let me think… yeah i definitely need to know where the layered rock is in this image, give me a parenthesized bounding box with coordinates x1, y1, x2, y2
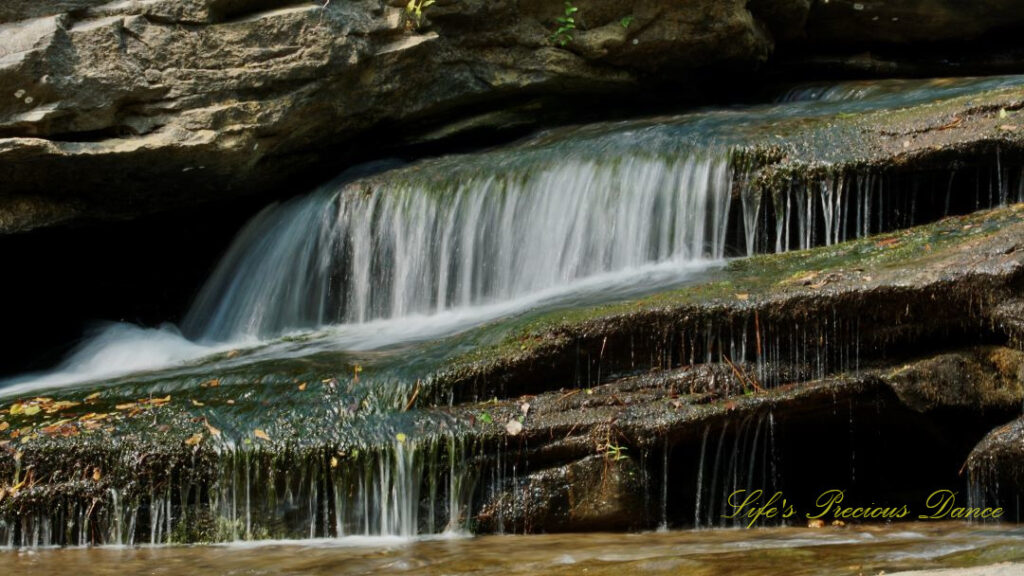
(2, 0, 1024, 232)
(1, 203, 1022, 542)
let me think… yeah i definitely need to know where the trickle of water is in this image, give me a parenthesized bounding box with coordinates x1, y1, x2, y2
(0, 435, 482, 547)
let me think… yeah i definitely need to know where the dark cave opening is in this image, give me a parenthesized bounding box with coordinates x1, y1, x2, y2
(654, 387, 1021, 529)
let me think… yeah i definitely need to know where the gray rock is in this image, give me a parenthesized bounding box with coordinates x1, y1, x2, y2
(1, 0, 1022, 233)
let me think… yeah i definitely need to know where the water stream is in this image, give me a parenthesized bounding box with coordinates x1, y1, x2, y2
(9, 523, 1024, 576)
(2, 75, 1024, 550)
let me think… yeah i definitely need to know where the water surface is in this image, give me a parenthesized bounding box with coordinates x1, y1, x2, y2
(8, 523, 1023, 575)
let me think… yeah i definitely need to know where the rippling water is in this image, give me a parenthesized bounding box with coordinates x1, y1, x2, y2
(8, 523, 1024, 575)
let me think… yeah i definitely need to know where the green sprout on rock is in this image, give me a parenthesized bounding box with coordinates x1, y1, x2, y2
(551, 2, 578, 47)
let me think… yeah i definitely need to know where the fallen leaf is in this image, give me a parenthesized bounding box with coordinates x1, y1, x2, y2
(205, 422, 221, 437)
(191, 399, 205, 407)
(22, 405, 40, 416)
(735, 293, 749, 301)
(45, 401, 80, 414)
(85, 392, 101, 402)
(0, 422, 8, 432)
(330, 456, 339, 469)
(875, 237, 900, 248)
(505, 420, 523, 436)
(201, 379, 220, 388)
(79, 412, 110, 422)
(115, 403, 138, 411)
(92, 468, 102, 482)
(254, 429, 270, 441)
(185, 433, 204, 446)
(396, 432, 407, 443)
(999, 124, 1018, 132)
(520, 402, 531, 417)
(149, 395, 171, 406)
(298, 382, 307, 391)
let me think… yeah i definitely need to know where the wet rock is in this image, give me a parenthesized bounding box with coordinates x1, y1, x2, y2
(2, 208, 1024, 542)
(883, 347, 1024, 413)
(476, 454, 644, 533)
(440, 204, 1024, 403)
(967, 416, 1024, 510)
(805, 0, 1024, 45)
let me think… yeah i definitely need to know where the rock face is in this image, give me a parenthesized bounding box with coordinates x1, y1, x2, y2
(2, 204, 1022, 544)
(2, 0, 1024, 233)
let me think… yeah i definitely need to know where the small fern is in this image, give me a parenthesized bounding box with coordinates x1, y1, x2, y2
(550, 2, 578, 47)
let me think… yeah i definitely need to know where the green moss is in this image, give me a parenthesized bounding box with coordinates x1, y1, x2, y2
(443, 203, 1024, 378)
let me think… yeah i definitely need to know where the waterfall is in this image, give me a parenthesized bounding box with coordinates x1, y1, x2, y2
(0, 435, 481, 546)
(184, 154, 735, 342)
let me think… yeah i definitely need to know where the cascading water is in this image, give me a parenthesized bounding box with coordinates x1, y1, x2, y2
(3, 75, 1024, 548)
(183, 155, 734, 342)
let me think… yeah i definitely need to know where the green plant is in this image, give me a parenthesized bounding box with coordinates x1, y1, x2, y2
(620, 15, 634, 28)
(551, 2, 578, 47)
(406, 0, 435, 27)
(601, 442, 628, 461)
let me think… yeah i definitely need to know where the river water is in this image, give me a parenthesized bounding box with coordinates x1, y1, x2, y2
(9, 523, 1024, 575)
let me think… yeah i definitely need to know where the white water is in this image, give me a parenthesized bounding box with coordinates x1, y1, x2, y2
(0, 324, 230, 397)
(0, 152, 734, 396)
(5, 74, 1024, 400)
(184, 155, 734, 342)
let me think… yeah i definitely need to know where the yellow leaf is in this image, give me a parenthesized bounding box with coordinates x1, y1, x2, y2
(298, 382, 307, 391)
(254, 429, 270, 441)
(149, 395, 171, 406)
(22, 405, 40, 416)
(85, 392, 101, 402)
(205, 422, 221, 437)
(0, 422, 8, 432)
(9, 403, 22, 415)
(191, 399, 205, 407)
(396, 433, 407, 443)
(45, 401, 80, 414)
(185, 433, 204, 446)
(330, 456, 339, 469)
(115, 403, 137, 411)
(92, 468, 102, 482)
(735, 293, 749, 301)
(79, 412, 109, 422)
